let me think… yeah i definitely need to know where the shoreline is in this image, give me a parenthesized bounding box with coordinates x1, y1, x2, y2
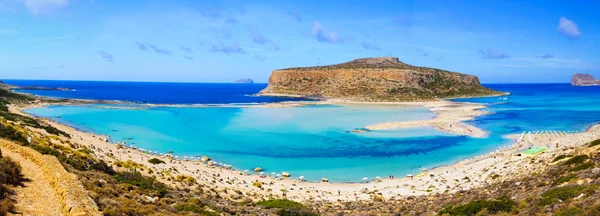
(8, 90, 600, 202)
(11, 99, 600, 202)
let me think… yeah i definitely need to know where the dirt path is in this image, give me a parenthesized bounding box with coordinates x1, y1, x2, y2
(1, 145, 64, 216)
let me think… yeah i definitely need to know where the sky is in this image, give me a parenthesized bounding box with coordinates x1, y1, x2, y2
(0, 0, 599, 83)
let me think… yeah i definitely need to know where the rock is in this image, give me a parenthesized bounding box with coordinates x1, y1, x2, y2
(591, 167, 600, 173)
(258, 57, 501, 101)
(143, 196, 156, 203)
(571, 74, 600, 86)
(234, 78, 254, 84)
(201, 156, 211, 162)
(373, 195, 385, 202)
(98, 179, 107, 186)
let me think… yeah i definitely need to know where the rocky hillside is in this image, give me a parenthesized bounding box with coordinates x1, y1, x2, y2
(572, 74, 600, 86)
(259, 57, 501, 101)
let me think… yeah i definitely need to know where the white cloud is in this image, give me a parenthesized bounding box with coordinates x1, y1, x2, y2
(557, 17, 580, 38)
(312, 22, 339, 43)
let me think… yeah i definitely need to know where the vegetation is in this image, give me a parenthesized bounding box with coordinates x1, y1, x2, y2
(540, 185, 592, 205)
(562, 155, 589, 165)
(569, 162, 594, 172)
(552, 154, 572, 162)
(437, 197, 516, 215)
(256, 199, 318, 216)
(552, 174, 577, 186)
(0, 149, 25, 215)
(147, 158, 165, 164)
(257, 199, 307, 209)
(589, 139, 600, 147)
(113, 171, 168, 197)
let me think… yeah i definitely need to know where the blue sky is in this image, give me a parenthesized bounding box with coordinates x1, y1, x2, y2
(0, 0, 598, 83)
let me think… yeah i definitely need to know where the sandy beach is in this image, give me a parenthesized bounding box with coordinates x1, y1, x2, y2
(9, 101, 600, 202)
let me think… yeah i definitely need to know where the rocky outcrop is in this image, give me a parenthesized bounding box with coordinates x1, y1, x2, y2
(571, 74, 600, 86)
(259, 57, 500, 101)
(234, 78, 254, 84)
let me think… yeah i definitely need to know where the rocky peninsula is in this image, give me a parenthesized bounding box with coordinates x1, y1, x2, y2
(259, 57, 501, 101)
(572, 73, 600, 86)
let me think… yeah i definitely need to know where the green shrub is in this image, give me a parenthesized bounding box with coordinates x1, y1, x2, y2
(562, 155, 589, 166)
(0, 157, 24, 186)
(0, 153, 23, 216)
(569, 162, 594, 172)
(552, 174, 577, 186)
(173, 203, 218, 215)
(552, 155, 572, 162)
(555, 207, 581, 216)
(0, 124, 28, 144)
(113, 171, 168, 197)
(437, 197, 516, 216)
(257, 199, 307, 209)
(90, 160, 115, 175)
(276, 208, 320, 216)
(589, 139, 600, 147)
(174, 203, 201, 212)
(148, 158, 165, 165)
(32, 145, 60, 156)
(540, 185, 590, 205)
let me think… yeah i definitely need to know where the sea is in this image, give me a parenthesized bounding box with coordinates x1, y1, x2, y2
(4, 80, 600, 182)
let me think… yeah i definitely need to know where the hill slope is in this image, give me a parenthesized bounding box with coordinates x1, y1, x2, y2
(259, 57, 501, 101)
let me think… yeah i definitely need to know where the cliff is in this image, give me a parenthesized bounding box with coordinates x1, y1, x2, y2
(234, 78, 254, 84)
(571, 74, 600, 86)
(259, 57, 501, 101)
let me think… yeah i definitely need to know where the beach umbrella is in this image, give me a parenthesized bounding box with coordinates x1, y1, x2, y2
(407, 174, 413, 177)
(298, 176, 304, 180)
(270, 172, 276, 176)
(375, 176, 381, 179)
(259, 172, 265, 175)
(243, 170, 249, 173)
(363, 177, 368, 181)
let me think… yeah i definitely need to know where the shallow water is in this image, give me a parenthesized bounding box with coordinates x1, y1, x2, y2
(26, 104, 509, 182)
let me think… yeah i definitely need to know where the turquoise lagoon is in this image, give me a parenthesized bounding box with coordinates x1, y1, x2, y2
(20, 81, 600, 182)
(25, 104, 509, 182)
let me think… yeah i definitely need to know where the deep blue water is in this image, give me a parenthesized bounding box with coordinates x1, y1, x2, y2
(453, 83, 600, 135)
(2, 80, 308, 104)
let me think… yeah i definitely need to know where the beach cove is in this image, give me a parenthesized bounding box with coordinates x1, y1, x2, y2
(8, 100, 600, 203)
(5, 81, 600, 202)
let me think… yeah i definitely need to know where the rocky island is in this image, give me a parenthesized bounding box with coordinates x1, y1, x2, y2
(259, 57, 501, 101)
(233, 78, 254, 84)
(571, 73, 600, 86)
